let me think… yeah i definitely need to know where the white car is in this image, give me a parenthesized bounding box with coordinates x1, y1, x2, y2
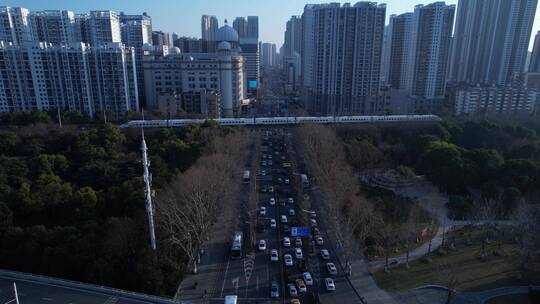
(310, 219, 318, 227)
(284, 254, 293, 266)
(295, 237, 302, 247)
(269, 186, 274, 193)
(326, 262, 338, 275)
(320, 249, 330, 260)
(288, 197, 294, 204)
(258, 240, 266, 251)
(283, 237, 291, 247)
(270, 249, 279, 262)
(270, 281, 279, 298)
(289, 209, 295, 216)
(303, 272, 313, 286)
(315, 236, 324, 246)
(281, 215, 288, 223)
(261, 170, 266, 176)
(295, 248, 303, 259)
(288, 283, 298, 297)
(269, 198, 275, 205)
(259, 206, 266, 216)
(325, 278, 336, 291)
(284, 178, 290, 184)
(270, 219, 277, 229)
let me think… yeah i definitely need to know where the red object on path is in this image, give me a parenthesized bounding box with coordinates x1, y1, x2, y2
(420, 228, 428, 238)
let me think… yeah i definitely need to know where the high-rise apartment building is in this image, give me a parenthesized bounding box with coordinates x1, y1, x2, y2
(409, 3, 455, 99)
(29, 10, 77, 44)
(247, 16, 259, 39)
(386, 13, 414, 90)
(529, 31, 540, 73)
(152, 30, 172, 47)
(201, 15, 218, 41)
(88, 10, 121, 45)
(261, 42, 276, 68)
(450, 0, 538, 85)
(0, 41, 138, 117)
(233, 17, 247, 38)
(284, 16, 302, 57)
(0, 6, 33, 46)
(119, 12, 152, 106)
(301, 2, 386, 114)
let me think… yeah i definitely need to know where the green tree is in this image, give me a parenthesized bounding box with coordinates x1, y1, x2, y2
(421, 141, 464, 192)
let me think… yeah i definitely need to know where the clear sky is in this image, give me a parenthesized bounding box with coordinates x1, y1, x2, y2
(4, 0, 540, 50)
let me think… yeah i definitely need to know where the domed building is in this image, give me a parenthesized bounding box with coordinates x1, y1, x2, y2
(216, 20, 239, 48)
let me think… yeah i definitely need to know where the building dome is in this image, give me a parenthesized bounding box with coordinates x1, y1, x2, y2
(216, 23, 239, 43)
(218, 41, 232, 51)
(142, 43, 154, 52)
(170, 46, 181, 54)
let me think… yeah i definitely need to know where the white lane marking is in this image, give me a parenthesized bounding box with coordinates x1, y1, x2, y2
(220, 255, 232, 297)
(232, 277, 239, 294)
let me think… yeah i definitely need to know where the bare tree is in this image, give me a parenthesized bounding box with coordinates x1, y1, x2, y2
(155, 129, 253, 274)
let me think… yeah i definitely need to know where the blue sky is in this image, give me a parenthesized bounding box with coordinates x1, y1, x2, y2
(4, 0, 540, 50)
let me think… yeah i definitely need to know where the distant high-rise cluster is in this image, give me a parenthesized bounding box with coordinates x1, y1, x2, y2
(201, 15, 218, 41)
(282, 0, 539, 116)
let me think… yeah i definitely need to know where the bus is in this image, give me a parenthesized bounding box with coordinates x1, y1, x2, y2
(224, 295, 238, 304)
(231, 232, 243, 259)
(243, 170, 250, 184)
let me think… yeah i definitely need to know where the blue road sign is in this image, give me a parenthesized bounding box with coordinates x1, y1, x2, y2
(291, 227, 310, 237)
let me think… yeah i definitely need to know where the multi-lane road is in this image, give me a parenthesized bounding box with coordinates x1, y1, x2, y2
(216, 123, 363, 304)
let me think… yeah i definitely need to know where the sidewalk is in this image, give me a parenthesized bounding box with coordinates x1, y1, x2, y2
(310, 188, 398, 304)
(174, 209, 237, 303)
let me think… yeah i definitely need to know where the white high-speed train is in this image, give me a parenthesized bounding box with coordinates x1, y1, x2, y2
(121, 115, 441, 128)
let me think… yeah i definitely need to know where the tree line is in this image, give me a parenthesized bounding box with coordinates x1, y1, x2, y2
(0, 121, 230, 295)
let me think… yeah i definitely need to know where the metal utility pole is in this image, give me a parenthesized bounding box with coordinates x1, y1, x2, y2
(141, 126, 157, 250)
(57, 107, 62, 128)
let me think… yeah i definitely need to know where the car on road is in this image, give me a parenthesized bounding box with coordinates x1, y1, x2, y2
(269, 198, 275, 205)
(320, 249, 330, 260)
(277, 177, 283, 183)
(288, 197, 294, 204)
(270, 219, 277, 229)
(259, 207, 266, 216)
(283, 237, 291, 247)
(289, 209, 295, 216)
(284, 254, 293, 266)
(261, 160, 267, 166)
(269, 186, 274, 193)
(270, 280, 279, 298)
(268, 160, 273, 166)
(324, 278, 336, 291)
(315, 236, 324, 246)
(290, 300, 300, 304)
(310, 211, 317, 218)
(270, 249, 279, 262)
(282, 224, 290, 234)
(260, 170, 266, 176)
(326, 262, 337, 275)
(262, 154, 267, 159)
(288, 283, 298, 297)
(258, 240, 267, 251)
(295, 237, 302, 247)
(295, 279, 307, 293)
(260, 186, 267, 193)
(313, 227, 320, 235)
(281, 215, 288, 223)
(310, 219, 318, 227)
(303, 272, 313, 286)
(295, 248, 303, 259)
(285, 178, 290, 184)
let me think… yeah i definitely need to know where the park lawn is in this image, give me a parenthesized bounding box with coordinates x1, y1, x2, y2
(374, 241, 540, 292)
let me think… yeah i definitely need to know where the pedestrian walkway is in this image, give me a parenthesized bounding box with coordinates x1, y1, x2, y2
(174, 207, 237, 303)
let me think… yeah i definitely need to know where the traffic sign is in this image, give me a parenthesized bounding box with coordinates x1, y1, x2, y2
(291, 227, 310, 237)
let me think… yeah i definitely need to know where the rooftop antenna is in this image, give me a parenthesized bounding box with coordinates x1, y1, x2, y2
(141, 108, 157, 250)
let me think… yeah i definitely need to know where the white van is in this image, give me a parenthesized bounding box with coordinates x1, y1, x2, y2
(224, 295, 238, 304)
